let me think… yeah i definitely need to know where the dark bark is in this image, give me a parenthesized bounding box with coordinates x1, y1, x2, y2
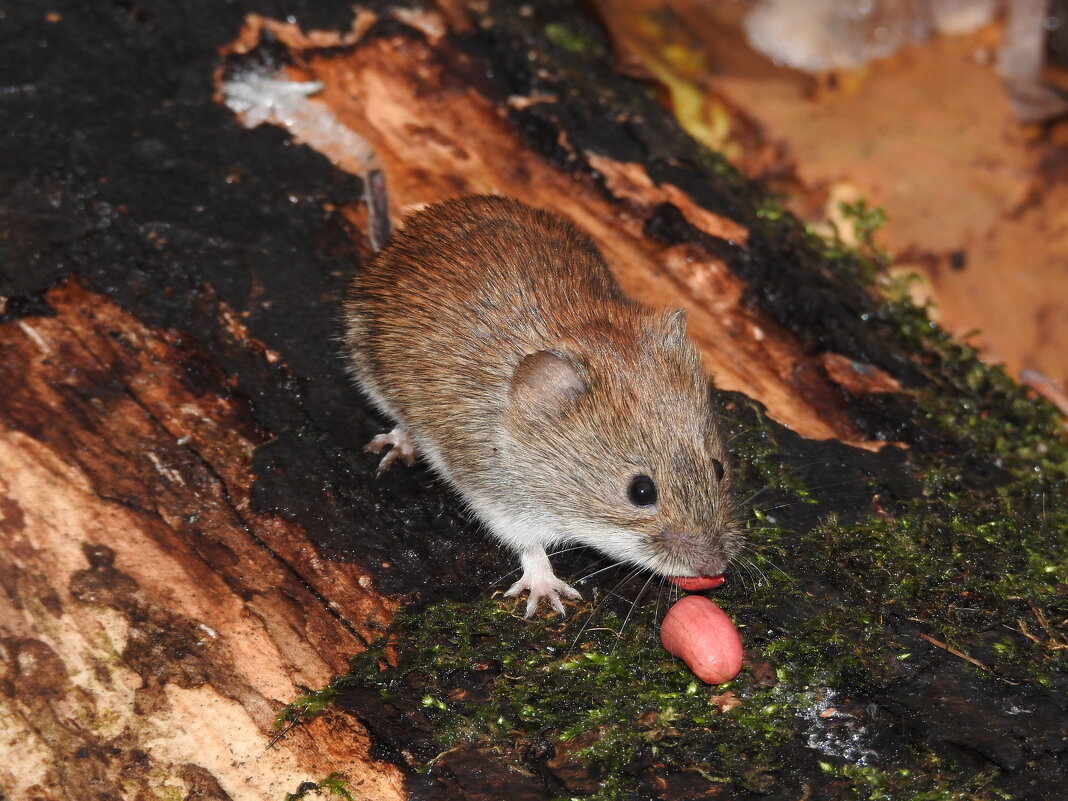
(1, 1, 1063, 800)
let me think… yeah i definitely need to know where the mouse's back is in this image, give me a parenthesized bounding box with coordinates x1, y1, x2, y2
(343, 195, 633, 446)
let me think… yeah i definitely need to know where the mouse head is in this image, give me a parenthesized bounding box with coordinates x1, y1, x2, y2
(503, 308, 742, 579)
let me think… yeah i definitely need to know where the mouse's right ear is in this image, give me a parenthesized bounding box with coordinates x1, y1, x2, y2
(508, 350, 590, 419)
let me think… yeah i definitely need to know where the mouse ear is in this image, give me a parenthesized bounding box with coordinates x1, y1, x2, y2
(508, 350, 589, 419)
(653, 308, 689, 348)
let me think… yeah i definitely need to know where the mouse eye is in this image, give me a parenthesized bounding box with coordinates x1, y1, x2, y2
(627, 474, 658, 507)
(711, 459, 725, 482)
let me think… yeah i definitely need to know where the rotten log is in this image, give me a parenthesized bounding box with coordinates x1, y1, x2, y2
(1, 2, 1064, 801)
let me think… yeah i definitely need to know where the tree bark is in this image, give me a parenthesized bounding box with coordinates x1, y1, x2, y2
(1, 2, 1063, 800)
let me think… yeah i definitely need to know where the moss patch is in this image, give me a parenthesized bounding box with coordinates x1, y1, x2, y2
(281, 5, 1064, 797)
(287, 283, 1066, 800)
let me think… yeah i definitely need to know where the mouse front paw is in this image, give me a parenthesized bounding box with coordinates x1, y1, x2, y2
(364, 425, 417, 475)
(506, 573, 581, 617)
(505, 548, 582, 617)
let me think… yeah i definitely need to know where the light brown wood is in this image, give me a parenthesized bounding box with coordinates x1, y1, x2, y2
(0, 281, 404, 801)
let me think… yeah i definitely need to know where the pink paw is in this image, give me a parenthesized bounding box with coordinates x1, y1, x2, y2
(364, 426, 417, 474)
(505, 572, 582, 617)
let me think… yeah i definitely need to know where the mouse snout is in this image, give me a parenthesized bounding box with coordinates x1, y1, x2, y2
(656, 528, 731, 577)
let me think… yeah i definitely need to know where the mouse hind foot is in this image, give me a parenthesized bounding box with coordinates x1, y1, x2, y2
(365, 425, 418, 475)
(505, 546, 582, 617)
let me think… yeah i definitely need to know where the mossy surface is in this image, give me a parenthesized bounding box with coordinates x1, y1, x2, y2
(283, 774, 360, 801)
(292, 356, 1065, 798)
(286, 179, 1065, 798)
(279, 2, 1063, 798)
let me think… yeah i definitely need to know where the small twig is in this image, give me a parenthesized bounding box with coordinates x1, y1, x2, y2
(919, 633, 991, 673)
(1031, 604, 1052, 633)
(1015, 618, 1042, 645)
(425, 745, 462, 769)
(268, 717, 303, 749)
(1028, 605, 1068, 650)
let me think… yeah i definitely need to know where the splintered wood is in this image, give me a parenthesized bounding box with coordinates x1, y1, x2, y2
(222, 10, 904, 448)
(0, 281, 404, 801)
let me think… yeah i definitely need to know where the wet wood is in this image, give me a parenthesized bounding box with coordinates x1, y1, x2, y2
(0, 2, 974, 800)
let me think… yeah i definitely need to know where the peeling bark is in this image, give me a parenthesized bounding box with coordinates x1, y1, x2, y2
(1, 1, 1064, 800)
(225, 9, 885, 444)
(0, 282, 402, 800)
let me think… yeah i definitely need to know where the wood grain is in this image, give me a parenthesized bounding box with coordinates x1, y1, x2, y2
(0, 281, 403, 801)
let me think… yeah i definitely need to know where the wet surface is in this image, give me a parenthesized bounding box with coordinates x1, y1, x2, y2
(1, 1, 1064, 800)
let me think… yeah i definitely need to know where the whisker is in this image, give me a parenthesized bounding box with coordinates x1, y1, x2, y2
(744, 558, 763, 592)
(489, 563, 524, 588)
(642, 577, 671, 669)
(651, 576, 666, 634)
(725, 425, 766, 446)
(568, 566, 643, 654)
(739, 460, 832, 507)
(614, 573, 656, 653)
(740, 556, 768, 588)
(752, 499, 808, 514)
(571, 559, 625, 586)
(787, 477, 870, 496)
(600, 567, 646, 605)
(550, 544, 595, 558)
(739, 484, 773, 508)
(736, 543, 796, 585)
(733, 557, 758, 593)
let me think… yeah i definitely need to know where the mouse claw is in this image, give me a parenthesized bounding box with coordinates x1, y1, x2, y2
(364, 426, 417, 475)
(505, 559, 582, 618)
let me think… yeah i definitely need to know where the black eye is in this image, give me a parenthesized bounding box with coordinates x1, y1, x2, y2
(628, 474, 658, 507)
(711, 459, 725, 482)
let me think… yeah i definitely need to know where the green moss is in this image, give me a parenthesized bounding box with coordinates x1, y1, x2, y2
(743, 191, 1067, 686)
(747, 461, 1066, 689)
(826, 764, 1005, 801)
(274, 683, 339, 732)
(713, 393, 815, 505)
(318, 592, 1033, 800)
(694, 145, 744, 179)
(322, 597, 812, 798)
(283, 773, 359, 801)
(294, 319, 1063, 797)
(544, 22, 601, 56)
(837, 198, 891, 274)
(872, 283, 1068, 668)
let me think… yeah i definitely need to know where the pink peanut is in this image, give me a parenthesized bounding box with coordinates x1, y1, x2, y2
(661, 595, 743, 684)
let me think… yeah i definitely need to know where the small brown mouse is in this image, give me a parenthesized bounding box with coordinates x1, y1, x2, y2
(343, 195, 740, 615)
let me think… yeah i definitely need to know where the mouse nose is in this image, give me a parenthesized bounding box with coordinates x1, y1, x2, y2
(661, 528, 696, 552)
(660, 528, 706, 561)
(659, 528, 731, 575)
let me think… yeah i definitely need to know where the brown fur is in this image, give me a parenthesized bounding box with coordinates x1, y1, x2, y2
(343, 195, 739, 580)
